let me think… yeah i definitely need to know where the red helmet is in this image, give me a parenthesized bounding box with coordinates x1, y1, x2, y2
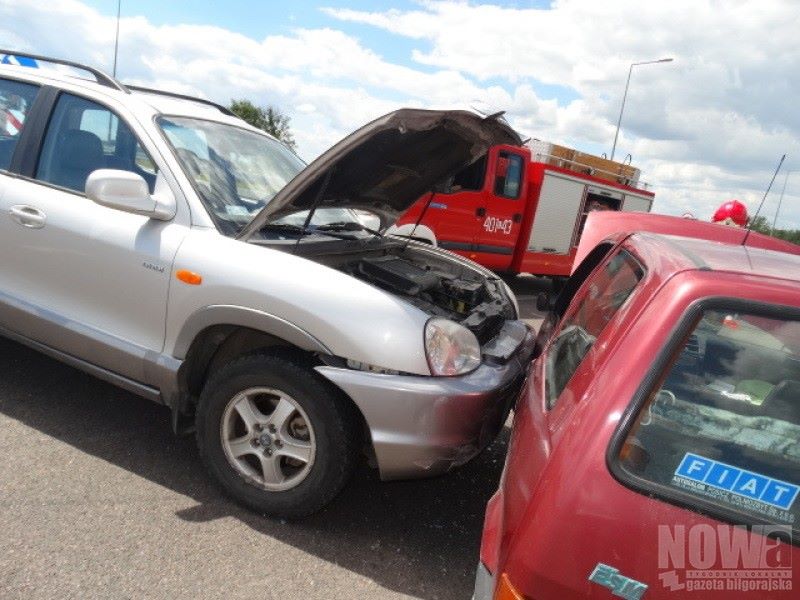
(712, 200, 748, 227)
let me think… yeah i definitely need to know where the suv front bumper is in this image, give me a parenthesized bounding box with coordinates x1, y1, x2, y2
(315, 321, 535, 480)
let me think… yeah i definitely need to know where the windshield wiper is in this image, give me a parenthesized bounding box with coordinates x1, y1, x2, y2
(262, 222, 360, 241)
(262, 223, 310, 235)
(315, 221, 382, 238)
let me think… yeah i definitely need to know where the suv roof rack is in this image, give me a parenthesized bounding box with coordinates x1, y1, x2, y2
(0, 50, 235, 118)
(0, 49, 129, 93)
(125, 85, 235, 116)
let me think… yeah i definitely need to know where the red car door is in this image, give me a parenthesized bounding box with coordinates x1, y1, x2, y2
(396, 155, 489, 255)
(426, 155, 489, 255)
(471, 145, 530, 271)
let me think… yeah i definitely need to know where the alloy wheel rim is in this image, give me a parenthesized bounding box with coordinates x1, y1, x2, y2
(220, 387, 316, 492)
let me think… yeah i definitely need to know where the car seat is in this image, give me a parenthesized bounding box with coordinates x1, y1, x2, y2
(51, 129, 104, 192)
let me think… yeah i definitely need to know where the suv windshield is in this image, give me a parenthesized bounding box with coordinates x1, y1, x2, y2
(158, 116, 305, 234)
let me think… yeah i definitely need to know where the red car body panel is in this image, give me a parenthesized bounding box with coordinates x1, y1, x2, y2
(478, 227, 800, 599)
(574, 212, 800, 273)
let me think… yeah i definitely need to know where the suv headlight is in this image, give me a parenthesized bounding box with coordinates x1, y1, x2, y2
(424, 318, 481, 376)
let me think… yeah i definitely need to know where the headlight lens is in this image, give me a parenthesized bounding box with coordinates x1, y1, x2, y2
(424, 318, 481, 376)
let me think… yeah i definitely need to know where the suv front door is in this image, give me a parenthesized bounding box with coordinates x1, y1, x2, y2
(0, 90, 187, 385)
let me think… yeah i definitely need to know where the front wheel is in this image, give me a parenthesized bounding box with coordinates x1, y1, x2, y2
(195, 353, 359, 518)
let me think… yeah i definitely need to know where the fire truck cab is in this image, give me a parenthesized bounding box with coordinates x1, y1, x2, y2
(393, 142, 655, 277)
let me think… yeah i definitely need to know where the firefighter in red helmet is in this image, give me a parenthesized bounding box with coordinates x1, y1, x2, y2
(712, 200, 749, 227)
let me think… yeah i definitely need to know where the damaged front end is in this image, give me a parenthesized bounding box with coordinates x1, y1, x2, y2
(341, 247, 514, 345)
(291, 239, 516, 347)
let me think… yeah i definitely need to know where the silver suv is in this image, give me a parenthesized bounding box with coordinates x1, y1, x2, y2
(0, 51, 535, 517)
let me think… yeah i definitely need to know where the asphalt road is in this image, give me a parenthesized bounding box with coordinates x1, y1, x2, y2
(0, 277, 549, 600)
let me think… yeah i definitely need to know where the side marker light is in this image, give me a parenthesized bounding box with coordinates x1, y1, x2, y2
(176, 270, 203, 285)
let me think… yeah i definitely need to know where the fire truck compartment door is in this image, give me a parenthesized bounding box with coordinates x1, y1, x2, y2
(528, 172, 586, 255)
(586, 185, 623, 201)
(622, 193, 653, 212)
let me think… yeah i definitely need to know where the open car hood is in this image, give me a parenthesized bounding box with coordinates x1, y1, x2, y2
(238, 108, 521, 239)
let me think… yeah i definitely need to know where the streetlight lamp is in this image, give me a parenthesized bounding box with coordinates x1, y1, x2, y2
(610, 57, 673, 161)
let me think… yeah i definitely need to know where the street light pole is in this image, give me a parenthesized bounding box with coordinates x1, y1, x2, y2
(112, 0, 121, 77)
(773, 170, 791, 232)
(610, 57, 673, 161)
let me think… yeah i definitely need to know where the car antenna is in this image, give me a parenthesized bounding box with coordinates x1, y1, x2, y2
(402, 190, 438, 252)
(294, 167, 334, 254)
(742, 154, 785, 247)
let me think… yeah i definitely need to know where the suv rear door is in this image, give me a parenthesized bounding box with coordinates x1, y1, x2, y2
(0, 87, 187, 385)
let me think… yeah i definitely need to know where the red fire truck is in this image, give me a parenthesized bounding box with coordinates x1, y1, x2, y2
(392, 141, 655, 277)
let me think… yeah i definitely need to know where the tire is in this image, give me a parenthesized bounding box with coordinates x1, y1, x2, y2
(196, 353, 359, 518)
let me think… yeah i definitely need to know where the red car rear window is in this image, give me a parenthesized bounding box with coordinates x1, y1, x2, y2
(619, 309, 800, 530)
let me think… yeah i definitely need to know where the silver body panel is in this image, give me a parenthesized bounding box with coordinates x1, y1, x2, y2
(316, 325, 535, 479)
(0, 63, 529, 479)
(165, 230, 433, 375)
(472, 562, 495, 600)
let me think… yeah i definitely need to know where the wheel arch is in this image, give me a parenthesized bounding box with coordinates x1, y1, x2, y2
(172, 307, 372, 459)
(173, 305, 331, 361)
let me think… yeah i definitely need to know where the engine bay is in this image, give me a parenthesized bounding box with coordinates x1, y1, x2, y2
(328, 243, 514, 343)
(344, 253, 510, 343)
(252, 236, 515, 344)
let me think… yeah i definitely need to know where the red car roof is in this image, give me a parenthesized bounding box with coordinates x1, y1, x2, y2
(657, 234, 800, 282)
(575, 212, 800, 281)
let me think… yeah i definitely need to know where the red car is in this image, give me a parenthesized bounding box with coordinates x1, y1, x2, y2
(475, 213, 800, 599)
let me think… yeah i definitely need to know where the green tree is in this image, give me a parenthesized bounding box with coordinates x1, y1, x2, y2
(749, 215, 772, 234)
(230, 99, 296, 151)
(749, 214, 800, 245)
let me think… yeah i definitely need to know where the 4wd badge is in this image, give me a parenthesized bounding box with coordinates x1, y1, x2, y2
(588, 563, 647, 599)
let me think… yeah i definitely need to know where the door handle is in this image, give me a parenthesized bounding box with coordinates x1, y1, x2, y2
(512, 213, 522, 223)
(476, 207, 486, 217)
(9, 205, 46, 229)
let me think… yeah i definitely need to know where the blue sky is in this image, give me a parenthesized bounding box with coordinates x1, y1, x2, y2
(80, 1, 575, 105)
(84, 1, 425, 61)
(80, 1, 436, 76)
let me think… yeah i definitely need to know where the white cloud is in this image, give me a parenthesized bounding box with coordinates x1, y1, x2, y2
(1, 0, 799, 227)
(326, 0, 800, 224)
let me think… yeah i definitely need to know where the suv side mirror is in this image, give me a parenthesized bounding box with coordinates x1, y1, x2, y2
(86, 169, 175, 220)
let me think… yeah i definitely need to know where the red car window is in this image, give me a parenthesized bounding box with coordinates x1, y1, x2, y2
(619, 308, 800, 532)
(545, 249, 645, 407)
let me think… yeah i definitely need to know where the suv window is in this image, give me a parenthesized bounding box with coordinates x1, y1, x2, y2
(545, 249, 644, 407)
(493, 151, 523, 198)
(0, 77, 39, 171)
(35, 93, 157, 193)
(619, 309, 800, 530)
